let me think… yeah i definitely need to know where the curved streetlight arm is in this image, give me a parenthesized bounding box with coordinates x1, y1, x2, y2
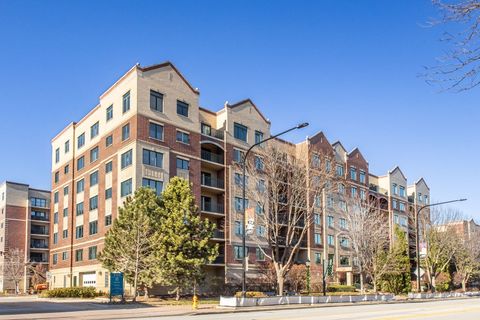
(415, 198, 467, 292)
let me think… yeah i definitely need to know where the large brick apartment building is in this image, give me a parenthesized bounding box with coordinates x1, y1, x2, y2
(0, 181, 50, 293)
(48, 62, 430, 290)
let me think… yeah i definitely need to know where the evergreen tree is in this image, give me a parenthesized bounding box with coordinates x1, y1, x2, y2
(154, 177, 218, 300)
(380, 226, 412, 294)
(99, 188, 161, 301)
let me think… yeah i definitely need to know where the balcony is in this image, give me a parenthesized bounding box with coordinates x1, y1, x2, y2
(31, 213, 49, 222)
(31, 227, 49, 236)
(201, 127, 224, 140)
(201, 149, 224, 165)
(30, 257, 48, 263)
(212, 229, 225, 241)
(208, 255, 225, 265)
(201, 202, 225, 217)
(30, 242, 49, 249)
(201, 175, 224, 190)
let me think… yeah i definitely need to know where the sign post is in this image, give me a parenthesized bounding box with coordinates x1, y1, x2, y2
(110, 272, 124, 303)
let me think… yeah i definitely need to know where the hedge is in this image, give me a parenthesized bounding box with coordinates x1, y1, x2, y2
(41, 287, 98, 298)
(327, 284, 356, 293)
(235, 291, 267, 298)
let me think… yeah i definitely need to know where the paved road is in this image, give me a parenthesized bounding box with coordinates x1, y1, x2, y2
(1, 296, 479, 320)
(153, 298, 480, 320)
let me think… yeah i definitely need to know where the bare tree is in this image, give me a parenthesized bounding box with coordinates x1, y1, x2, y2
(28, 263, 47, 289)
(285, 264, 307, 293)
(421, 207, 462, 291)
(2, 248, 26, 294)
(344, 196, 390, 293)
(241, 141, 335, 295)
(453, 231, 480, 292)
(426, 0, 480, 91)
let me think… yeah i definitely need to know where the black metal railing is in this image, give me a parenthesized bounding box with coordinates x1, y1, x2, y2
(213, 229, 225, 239)
(31, 227, 49, 235)
(201, 149, 224, 164)
(211, 255, 225, 264)
(31, 243, 49, 249)
(31, 213, 49, 221)
(201, 202, 225, 214)
(201, 176, 225, 189)
(202, 127, 224, 140)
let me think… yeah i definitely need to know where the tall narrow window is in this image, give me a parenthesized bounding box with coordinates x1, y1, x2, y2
(106, 135, 113, 147)
(77, 133, 85, 149)
(76, 179, 84, 193)
(122, 124, 130, 141)
(90, 171, 98, 186)
(55, 148, 60, 163)
(90, 146, 99, 163)
(106, 105, 113, 121)
(150, 90, 163, 112)
(90, 122, 99, 139)
(64, 140, 70, 153)
(121, 149, 133, 169)
(254, 130, 264, 144)
(122, 91, 130, 113)
(176, 100, 189, 117)
(89, 195, 98, 210)
(121, 179, 132, 197)
(77, 156, 85, 170)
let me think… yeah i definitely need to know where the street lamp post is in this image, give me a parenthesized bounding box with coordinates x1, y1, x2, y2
(306, 258, 311, 295)
(241, 122, 309, 298)
(415, 198, 467, 292)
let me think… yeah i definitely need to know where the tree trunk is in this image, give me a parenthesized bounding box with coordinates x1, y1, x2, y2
(462, 279, 467, 293)
(373, 278, 378, 293)
(277, 274, 285, 296)
(431, 275, 436, 293)
(359, 273, 365, 293)
(175, 287, 180, 301)
(145, 287, 149, 300)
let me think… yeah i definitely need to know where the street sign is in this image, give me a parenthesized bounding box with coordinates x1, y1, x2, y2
(110, 272, 124, 300)
(245, 207, 255, 235)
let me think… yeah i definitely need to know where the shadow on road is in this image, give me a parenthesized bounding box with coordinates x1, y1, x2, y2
(0, 299, 154, 315)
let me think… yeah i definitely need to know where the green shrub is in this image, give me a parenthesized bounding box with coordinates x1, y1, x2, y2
(235, 291, 267, 298)
(327, 284, 356, 293)
(41, 287, 98, 298)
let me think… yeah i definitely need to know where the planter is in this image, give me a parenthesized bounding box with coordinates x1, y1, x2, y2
(219, 294, 395, 307)
(408, 291, 480, 300)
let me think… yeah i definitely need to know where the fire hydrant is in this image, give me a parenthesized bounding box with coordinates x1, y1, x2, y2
(192, 294, 199, 310)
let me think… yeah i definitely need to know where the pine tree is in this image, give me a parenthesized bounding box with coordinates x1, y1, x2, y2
(380, 226, 412, 294)
(154, 177, 218, 300)
(99, 188, 161, 301)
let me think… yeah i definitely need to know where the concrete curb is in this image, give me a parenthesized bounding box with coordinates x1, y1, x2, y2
(191, 295, 480, 316)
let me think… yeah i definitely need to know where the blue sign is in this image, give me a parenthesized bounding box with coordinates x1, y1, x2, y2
(110, 272, 124, 296)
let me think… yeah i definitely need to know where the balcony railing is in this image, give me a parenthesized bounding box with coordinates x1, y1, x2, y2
(31, 214, 49, 221)
(30, 257, 48, 263)
(201, 176, 225, 189)
(31, 243, 49, 249)
(212, 229, 225, 239)
(31, 228, 49, 235)
(202, 127, 224, 140)
(201, 149, 224, 164)
(211, 255, 225, 264)
(201, 202, 224, 214)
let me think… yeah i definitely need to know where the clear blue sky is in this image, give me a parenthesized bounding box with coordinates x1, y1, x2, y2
(0, 1, 478, 217)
